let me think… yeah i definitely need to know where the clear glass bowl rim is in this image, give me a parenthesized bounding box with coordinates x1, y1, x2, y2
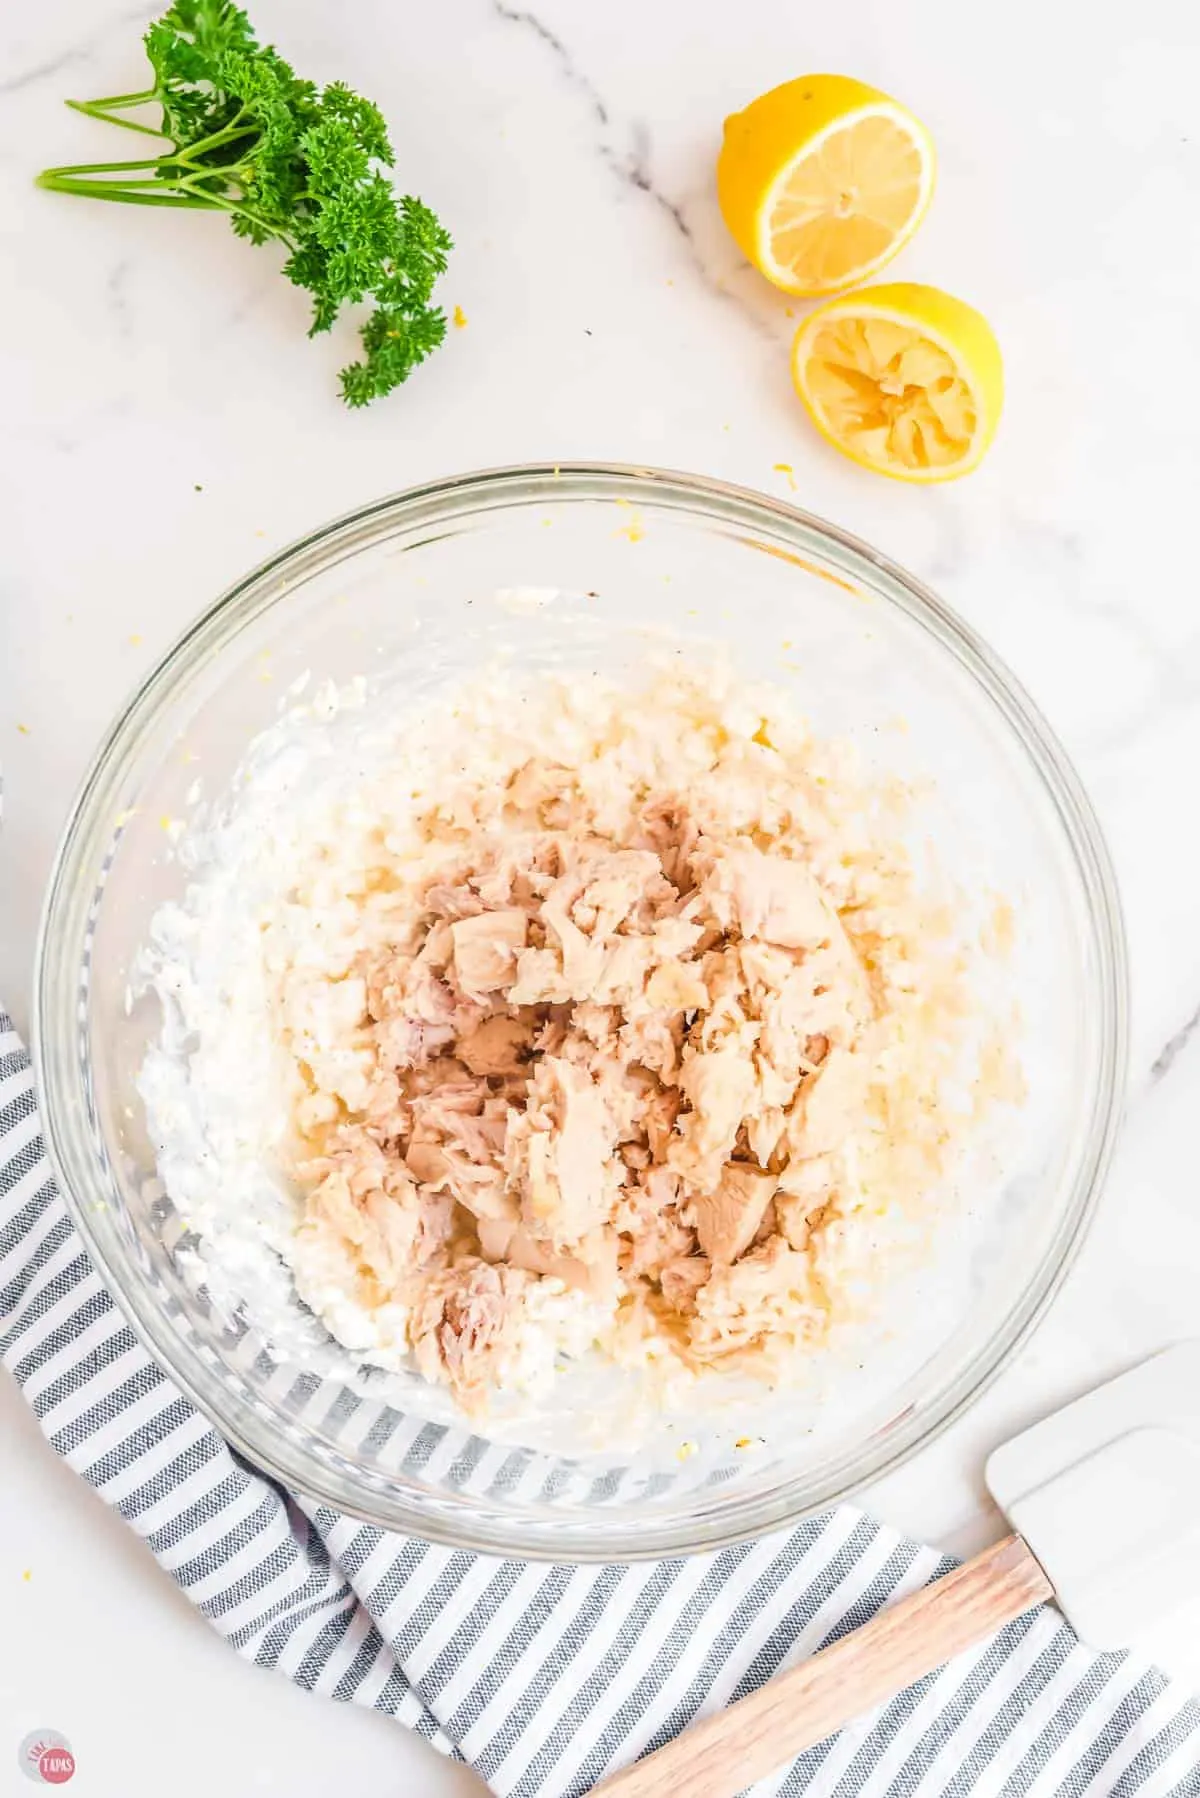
(33, 461, 1129, 1560)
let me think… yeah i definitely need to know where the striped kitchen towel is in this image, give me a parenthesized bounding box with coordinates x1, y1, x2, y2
(3, 1006, 1199, 1798)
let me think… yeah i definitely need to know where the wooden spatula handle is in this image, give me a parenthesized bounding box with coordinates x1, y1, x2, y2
(591, 1533, 1053, 1798)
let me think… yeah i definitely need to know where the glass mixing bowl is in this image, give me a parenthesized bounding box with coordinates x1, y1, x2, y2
(34, 464, 1127, 1560)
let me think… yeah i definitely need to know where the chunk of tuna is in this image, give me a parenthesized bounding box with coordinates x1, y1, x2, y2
(506, 1058, 617, 1247)
(450, 909, 528, 995)
(690, 1165, 778, 1264)
(671, 1039, 759, 1186)
(708, 849, 834, 948)
(457, 1013, 535, 1078)
(659, 1254, 712, 1313)
(410, 1259, 532, 1407)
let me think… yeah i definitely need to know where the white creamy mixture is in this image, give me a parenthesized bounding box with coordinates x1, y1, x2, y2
(139, 660, 1010, 1418)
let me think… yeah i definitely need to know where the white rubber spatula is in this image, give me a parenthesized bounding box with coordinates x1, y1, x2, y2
(592, 1342, 1200, 1798)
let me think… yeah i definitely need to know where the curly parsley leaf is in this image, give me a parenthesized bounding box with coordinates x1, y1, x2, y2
(37, 0, 451, 406)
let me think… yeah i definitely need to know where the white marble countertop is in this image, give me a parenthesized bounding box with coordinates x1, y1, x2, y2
(3, 0, 1200, 1790)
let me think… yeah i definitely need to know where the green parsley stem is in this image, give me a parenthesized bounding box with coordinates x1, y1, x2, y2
(37, 155, 172, 175)
(175, 124, 258, 162)
(67, 87, 159, 112)
(35, 165, 218, 206)
(65, 92, 168, 138)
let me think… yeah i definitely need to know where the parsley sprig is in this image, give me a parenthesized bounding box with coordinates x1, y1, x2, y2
(36, 0, 452, 406)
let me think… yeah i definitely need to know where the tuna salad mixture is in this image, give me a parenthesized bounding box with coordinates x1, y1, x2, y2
(141, 664, 1000, 1417)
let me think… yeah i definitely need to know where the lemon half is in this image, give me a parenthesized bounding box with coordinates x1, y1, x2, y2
(718, 75, 935, 296)
(792, 283, 1004, 482)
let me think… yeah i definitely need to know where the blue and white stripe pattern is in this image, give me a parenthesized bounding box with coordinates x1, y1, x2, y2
(3, 1010, 1199, 1797)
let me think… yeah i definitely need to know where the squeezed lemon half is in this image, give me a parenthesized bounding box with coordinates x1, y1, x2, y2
(791, 282, 1004, 481)
(717, 74, 935, 296)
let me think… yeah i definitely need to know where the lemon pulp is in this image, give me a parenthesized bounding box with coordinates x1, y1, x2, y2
(792, 284, 1004, 482)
